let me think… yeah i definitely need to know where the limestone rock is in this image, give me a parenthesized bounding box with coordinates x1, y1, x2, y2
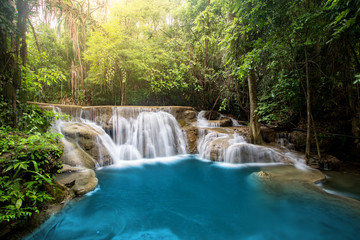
(201, 111, 221, 120)
(182, 125, 199, 154)
(60, 141, 96, 169)
(206, 118, 233, 127)
(55, 169, 98, 196)
(94, 113, 113, 132)
(61, 122, 113, 166)
(197, 130, 234, 161)
(182, 110, 198, 122)
(61, 122, 103, 140)
(60, 164, 86, 173)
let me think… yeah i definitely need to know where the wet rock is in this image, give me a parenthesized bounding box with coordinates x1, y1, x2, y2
(60, 164, 86, 173)
(183, 110, 197, 121)
(208, 118, 233, 127)
(60, 141, 96, 169)
(319, 155, 341, 170)
(61, 123, 113, 166)
(257, 171, 272, 178)
(197, 130, 234, 161)
(201, 111, 221, 120)
(166, 106, 197, 121)
(55, 169, 98, 196)
(226, 143, 283, 164)
(61, 122, 102, 140)
(182, 125, 199, 154)
(261, 127, 277, 143)
(94, 113, 113, 131)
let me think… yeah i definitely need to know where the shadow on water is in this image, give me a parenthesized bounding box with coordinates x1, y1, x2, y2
(318, 170, 360, 201)
(26, 156, 360, 240)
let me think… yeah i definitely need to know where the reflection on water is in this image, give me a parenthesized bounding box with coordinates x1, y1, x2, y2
(318, 171, 360, 201)
(26, 156, 360, 240)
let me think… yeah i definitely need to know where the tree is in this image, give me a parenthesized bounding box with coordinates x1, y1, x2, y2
(222, 0, 266, 144)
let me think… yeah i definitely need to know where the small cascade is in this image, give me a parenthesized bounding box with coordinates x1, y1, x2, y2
(196, 112, 284, 164)
(276, 132, 295, 150)
(197, 129, 282, 164)
(224, 143, 280, 164)
(197, 110, 240, 128)
(197, 130, 228, 160)
(53, 106, 188, 167)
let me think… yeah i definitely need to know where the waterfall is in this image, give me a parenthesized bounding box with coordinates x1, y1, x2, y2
(53, 106, 188, 166)
(224, 143, 280, 164)
(49, 104, 295, 167)
(110, 109, 187, 158)
(197, 110, 241, 128)
(197, 129, 282, 164)
(196, 113, 283, 164)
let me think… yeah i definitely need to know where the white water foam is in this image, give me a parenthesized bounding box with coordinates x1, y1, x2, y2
(52, 107, 189, 167)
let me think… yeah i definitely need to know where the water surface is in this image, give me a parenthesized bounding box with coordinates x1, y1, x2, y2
(27, 156, 360, 240)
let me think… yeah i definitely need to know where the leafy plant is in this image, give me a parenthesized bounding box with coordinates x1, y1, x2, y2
(0, 102, 64, 227)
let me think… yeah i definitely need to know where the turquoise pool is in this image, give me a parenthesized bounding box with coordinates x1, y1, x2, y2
(26, 156, 360, 240)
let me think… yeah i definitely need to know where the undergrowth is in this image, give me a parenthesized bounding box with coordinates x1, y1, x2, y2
(0, 99, 64, 229)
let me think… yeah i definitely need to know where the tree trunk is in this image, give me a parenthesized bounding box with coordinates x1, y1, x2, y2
(248, 68, 262, 144)
(28, 18, 41, 54)
(311, 114, 321, 159)
(305, 47, 311, 158)
(61, 77, 63, 102)
(17, 0, 28, 69)
(10, 0, 29, 124)
(202, 0, 210, 108)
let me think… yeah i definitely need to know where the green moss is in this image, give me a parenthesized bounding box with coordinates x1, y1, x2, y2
(177, 119, 186, 127)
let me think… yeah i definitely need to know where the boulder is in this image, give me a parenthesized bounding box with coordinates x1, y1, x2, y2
(60, 164, 86, 173)
(177, 110, 198, 127)
(182, 125, 199, 154)
(197, 130, 234, 161)
(61, 122, 103, 140)
(61, 122, 113, 166)
(261, 127, 277, 143)
(319, 155, 341, 170)
(60, 140, 96, 169)
(201, 111, 221, 120)
(182, 110, 198, 122)
(55, 169, 98, 196)
(206, 118, 233, 127)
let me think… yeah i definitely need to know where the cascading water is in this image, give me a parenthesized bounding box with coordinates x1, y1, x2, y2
(53, 107, 188, 166)
(110, 109, 187, 159)
(196, 110, 241, 128)
(196, 115, 284, 164)
(224, 143, 280, 164)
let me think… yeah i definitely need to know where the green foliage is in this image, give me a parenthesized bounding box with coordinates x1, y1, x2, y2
(0, 97, 62, 132)
(0, 0, 15, 35)
(0, 102, 63, 227)
(26, 24, 70, 103)
(326, 0, 360, 39)
(0, 131, 62, 224)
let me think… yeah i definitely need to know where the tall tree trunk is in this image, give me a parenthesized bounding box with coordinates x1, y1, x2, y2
(17, 0, 28, 69)
(202, 0, 210, 108)
(248, 68, 262, 144)
(28, 18, 41, 55)
(10, 0, 29, 124)
(311, 114, 321, 159)
(305, 47, 311, 158)
(61, 77, 63, 102)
